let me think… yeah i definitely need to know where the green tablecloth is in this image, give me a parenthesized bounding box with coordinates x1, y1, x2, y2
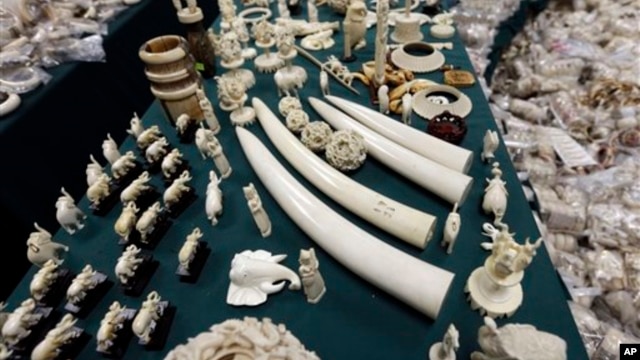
(6, 3, 587, 359)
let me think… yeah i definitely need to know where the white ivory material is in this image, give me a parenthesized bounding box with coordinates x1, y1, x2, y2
(236, 127, 454, 319)
(310, 98, 473, 206)
(324, 95, 473, 173)
(253, 97, 436, 248)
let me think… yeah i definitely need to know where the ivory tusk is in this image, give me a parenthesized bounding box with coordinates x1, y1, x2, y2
(252, 97, 436, 249)
(324, 95, 473, 174)
(235, 127, 454, 319)
(309, 97, 473, 206)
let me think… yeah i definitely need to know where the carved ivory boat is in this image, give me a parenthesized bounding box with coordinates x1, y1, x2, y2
(309, 97, 473, 206)
(324, 95, 473, 174)
(253, 97, 436, 249)
(236, 127, 454, 319)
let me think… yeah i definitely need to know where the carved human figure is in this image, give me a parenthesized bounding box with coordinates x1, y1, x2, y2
(231, 17, 256, 59)
(27, 223, 69, 267)
(206, 171, 223, 225)
(136, 202, 164, 242)
(55, 187, 87, 235)
(97, 301, 128, 352)
(66, 264, 98, 305)
(30, 259, 59, 302)
(211, 137, 232, 178)
(441, 203, 460, 255)
(429, 324, 459, 360)
(162, 148, 185, 179)
(401, 92, 413, 125)
(164, 170, 193, 209)
(114, 202, 139, 243)
(482, 130, 500, 163)
(121, 171, 152, 204)
(482, 163, 508, 225)
(278, 0, 290, 18)
(102, 133, 121, 165)
(320, 70, 330, 95)
(196, 88, 220, 133)
(179, 227, 203, 271)
(344, 0, 367, 50)
(307, 0, 318, 22)
(31, 314, 80, 360)
(1, 298, 42, 346)
(378, 85, 389, 114)
(115, 245, 144, 285)
(243, 183, 272, 237)
(215, 75, 246, 112)
(298, 248, 326, 304)
(132, 291, 164, 344)
(111, 151, 138, 180)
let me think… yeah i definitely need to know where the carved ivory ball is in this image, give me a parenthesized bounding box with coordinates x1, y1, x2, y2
(286, 109, 310, 134)
(278, 96, 303, 117)
(325, 129, 367, 171)
(300, 121, 333, 152)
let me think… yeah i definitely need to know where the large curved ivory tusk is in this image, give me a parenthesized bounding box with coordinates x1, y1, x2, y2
(253, 97, 436, 249)
(324, 95, 473, 174)
(309, 97, 473, 206)
(236, 127, 454, 319)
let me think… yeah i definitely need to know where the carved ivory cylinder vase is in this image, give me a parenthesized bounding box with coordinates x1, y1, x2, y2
(236, 127, 454, 319)
(139, 35, 204, 123)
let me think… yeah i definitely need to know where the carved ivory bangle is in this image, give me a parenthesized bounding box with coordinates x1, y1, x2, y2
(0, 93, 21, 116)
(390, 42, 445, 73)
(253, 97, 436, 248)
(236, 127, 454, 319)
(412, 85, 473, 119)
(310, 97, 473, 206)
(324, 95, 473, 173)
(238, 7, 272, 24)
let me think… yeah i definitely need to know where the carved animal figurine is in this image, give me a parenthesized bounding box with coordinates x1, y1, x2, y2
(243, 183, 271, 237)
(227, 250, 301, 306)
(441, 203, 461, 255)
(136, 125, 162, 149)
(86, 154, 104, 187)
(87, 173, 112, 207)
(429, 324, 460, 360)
(145, 137, 169, 163)
(121, 171, 152, 204)
(97, 301, 128, 352)
(164, 170, 193, 209)
(320, 70, 330, 96)
(401, 92, 413, 125)
(175, 114, 191, 136)
(115, 245, 144, 285)
(111, 151, 137, 180)
(31, 314, 80, 360)
(102, 133, 121, 165)
(161, 148, 184, 179)
(377, 85, 389, 114)
(299, 248, 326, 304)
(274, 67, 308, 98)
(0, 343, 12, 359)
(205, 171, 223, 225)
(344, 0, 367, 50)
(132, 291, 164, 344)
(66, 265, 98, 305)
(55, 187, 86, 235)
(127, 112, 144, 138)
(27, 223, 69, 267)
(195, 125, 218, 159)
(179, 228, 202, 271)
(481, 130, 499, 163)
(1, 298, 42, 346)
(114, 202, 139, 243)
(482, 163, 508, 225)
(30, 260, 59, 302)
(471, 317, 567, 360)
(136, 202, 163, 242)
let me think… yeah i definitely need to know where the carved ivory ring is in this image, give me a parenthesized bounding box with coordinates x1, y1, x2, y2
(0, 67, 42, 93)
(412, 84, 473, 120)
(238, 7, 272, 24)
(390, 42, 445, 73)
(0, 92, 21, 116)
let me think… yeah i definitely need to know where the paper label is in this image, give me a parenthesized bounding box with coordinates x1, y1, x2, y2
(196, 62, 205, 71)
(536, 126, 598, 168)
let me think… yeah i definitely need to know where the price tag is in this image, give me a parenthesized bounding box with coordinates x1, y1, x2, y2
(195, 63, 205, 71)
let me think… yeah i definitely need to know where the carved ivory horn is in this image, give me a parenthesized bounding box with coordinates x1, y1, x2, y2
(236, 127, 454, 319)
(309, 97, 473, 206)
(252, 97, 436, 249)
(324, 95, 473, 174)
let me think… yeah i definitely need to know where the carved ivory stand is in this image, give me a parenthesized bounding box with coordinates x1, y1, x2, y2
(465, 257, 524, 318)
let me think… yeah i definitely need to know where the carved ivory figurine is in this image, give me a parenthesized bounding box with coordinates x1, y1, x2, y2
(401, 92, 413, 125)
(378, 85, 389, 114)
(175, 114, 192, 137)
(482, 163, 508, 225)
(111, 151, 137, 180)
(429, 324, 460, 360)
(343, 0, 368, 51)
(0, 343, 11, 359)
(299, 248, 326, 304)
(31, 314, 80, 360)
(114, 202, 139, 243)
(115, 245, 144, 285)
(145, 137, 169, 164)
(30, 260, 59, 302)
(127, 112, 144, 138)
(471, 317, 567, 360)
(161, 148, 185, 179)
(97, 301, 129, 353)
(27, 223, 69, 267)
(481, 130, 499, 163)
(121, 171, 152, 204)
(102, 133, 121, 165)
(227, 250, 301, 306)
(87, 173, 112, 207)
(243, 183, 272, 237)
(55, 187, 86, 235)
(179, 228, 202, 271)
(136, 125, 162, 150)
(132, 291, 164, 344)
(206, 171, 223, 226)
(164, 170, 193, 209)
(86, 154, 103, 187)
(1, 298, 42, 346)
(67, 265, 98, 305)
(136, 202, 163, 242)
(441, 203, 461, 255)
(196, 127, 233, 178)
(196, 89, 220, 134)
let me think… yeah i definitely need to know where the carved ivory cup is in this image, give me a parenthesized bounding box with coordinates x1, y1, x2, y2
(139, 35, 204, 123)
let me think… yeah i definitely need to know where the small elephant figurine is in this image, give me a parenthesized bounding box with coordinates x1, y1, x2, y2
(55, 187, 87, 235)
(27, 223, 69, 267)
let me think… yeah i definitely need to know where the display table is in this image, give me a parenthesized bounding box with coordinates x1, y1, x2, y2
(5, 3, 587, 359)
